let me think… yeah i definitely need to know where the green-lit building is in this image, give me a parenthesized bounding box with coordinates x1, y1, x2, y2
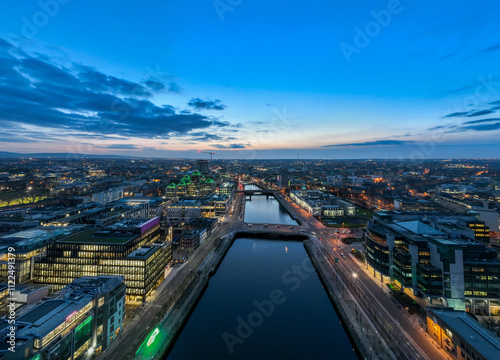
(165, 172, 217, 199)
(0, 275, 125, 360)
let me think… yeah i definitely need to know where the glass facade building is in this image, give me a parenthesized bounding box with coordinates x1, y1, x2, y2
(34, 218, 172, 302)
(365, 217, 500, 314)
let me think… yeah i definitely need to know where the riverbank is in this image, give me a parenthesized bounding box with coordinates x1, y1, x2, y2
(152, 232, 235, 359)
(304, 238, 396, 360)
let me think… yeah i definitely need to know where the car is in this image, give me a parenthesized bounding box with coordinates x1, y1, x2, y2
(288, 226, 293, 229)
(299, 229, 305, 232)
(247, 224, 253, 227)
(276, 225, 280, 228)
(311, 232, 316, 235)
(263, 224, 268, 227)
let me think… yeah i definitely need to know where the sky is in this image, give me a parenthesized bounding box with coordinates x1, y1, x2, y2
(0, 0, 499, 159)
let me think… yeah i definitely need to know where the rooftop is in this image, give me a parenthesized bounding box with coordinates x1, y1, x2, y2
(127, 245, 161, 259)
(429, 308, 500, 360)
(17, 299, 66, 325)
(395, 221, 444, 236)
(59, 228, 135, 244)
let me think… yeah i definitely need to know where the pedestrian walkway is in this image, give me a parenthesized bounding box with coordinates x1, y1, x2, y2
(150, 263, 185, 301)
(346, 242, 456, 360)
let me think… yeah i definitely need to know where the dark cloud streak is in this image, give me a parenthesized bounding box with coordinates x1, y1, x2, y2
(322, 140, 413, 147)
(188, 98, 226, 111)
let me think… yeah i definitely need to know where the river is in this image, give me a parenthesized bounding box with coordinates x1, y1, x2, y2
(165, 187, 357, 360)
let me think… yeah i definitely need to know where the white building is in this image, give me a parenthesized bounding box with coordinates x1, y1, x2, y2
(92, 188, 124, 205)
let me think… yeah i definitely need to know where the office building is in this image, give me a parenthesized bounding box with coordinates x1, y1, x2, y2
(0, 226, 84, 284)
(91, 189, 124, 205)
(279, 169, 289, 188)
(0, 275, 125, 360)
(34, 217, 172, 303)
(290, 189, 356, 218)
(364, 214, 500, 314)
(427, 307, 500, 360)
(167, 194, 230, 222)
(196, 160, 210, 174)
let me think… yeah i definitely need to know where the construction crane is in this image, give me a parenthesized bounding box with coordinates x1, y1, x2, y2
(198, 151, 215, 161)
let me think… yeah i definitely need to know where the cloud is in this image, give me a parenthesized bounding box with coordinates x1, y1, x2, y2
(441, 85, 476, 96)
(76, 65, 151, 96)
(143, 78, 166, 91)
(467, 109, 495, 117)
(188, 133, 223, 141)
(0, 136, 38, 143)
(427, 125, 447, 131)
(103, 144, 140, 149)
(322, 140, 413, 147)
(428, 115, 500, 134)
(142, 77, 181, 93)
(443, 111, 469, 118)
(0, 37, 230, 141)
(443, 109, 495, 118)
(441, 50, 462, 60)
(479, 43, 500, 55)
(188, 98, 227, 111)
(460, 122, 500, 132)
(212, 143, 246, 149)
(462, 118, 500, 125)
(168, 82, 182, 93)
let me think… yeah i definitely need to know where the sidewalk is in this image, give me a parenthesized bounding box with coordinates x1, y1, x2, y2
(345, 242, 455, 360)
(149, 263, 185, 302)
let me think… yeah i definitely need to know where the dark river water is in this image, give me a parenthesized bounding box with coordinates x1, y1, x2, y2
(165, 189, 357, 360)
(243, 184, 298, 225)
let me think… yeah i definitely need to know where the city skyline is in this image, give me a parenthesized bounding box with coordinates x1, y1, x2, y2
(1, 1, 500, 159)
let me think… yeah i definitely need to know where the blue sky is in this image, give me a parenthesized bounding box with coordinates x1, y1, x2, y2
(0, 0, 499, 159)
